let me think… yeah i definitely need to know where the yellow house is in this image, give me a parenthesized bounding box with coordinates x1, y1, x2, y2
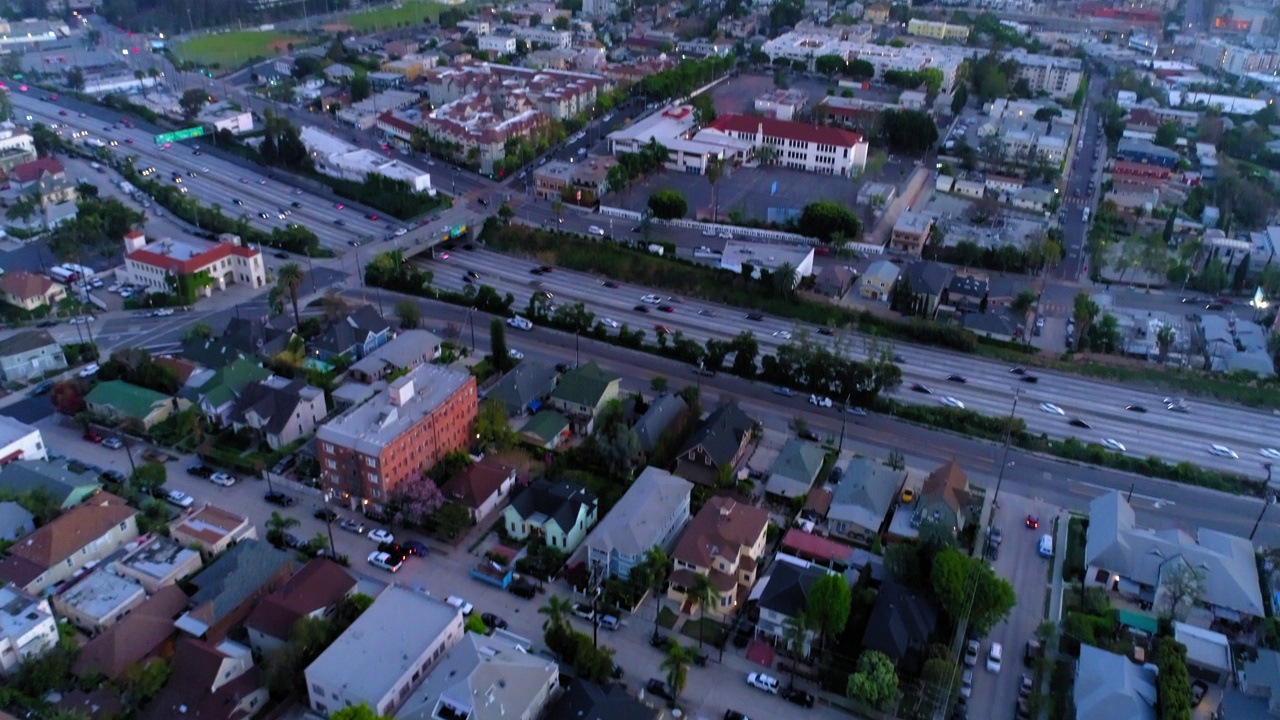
(668, 497, 770, 617)
(0, 271, 65, 311)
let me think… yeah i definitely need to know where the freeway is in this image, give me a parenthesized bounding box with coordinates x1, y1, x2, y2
(353, 286, 1280, 547)
(419, 247, 1280, 479)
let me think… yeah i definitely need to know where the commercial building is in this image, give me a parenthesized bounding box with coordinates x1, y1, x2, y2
(305, 586, 464, 717)
(720, 240, 816, 279)
(907, 18, 970, 41)
(299, 127, 434, 194)
(0, 416, 45, 465)
(759, 34, 964, 92)
(532, 157, 617, 205)
(890, 211, 935, 255)
(699, 114, 869, 177)
(977, 98, 1074, 167)
(317, 364, 477, 512)
(122, 231, 266, 296)
(335, 90, 419, 129)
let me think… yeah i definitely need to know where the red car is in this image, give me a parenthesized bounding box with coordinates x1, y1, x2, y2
(83, 430, 104, 444)
(654, 324, 672, 335)
(1025, 515, 1039, 529)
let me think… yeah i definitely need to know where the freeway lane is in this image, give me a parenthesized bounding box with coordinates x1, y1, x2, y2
(419, 247, 1280, 478)
(359, 286, 1280, 546)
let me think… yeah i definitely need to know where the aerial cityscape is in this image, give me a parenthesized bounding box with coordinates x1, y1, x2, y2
(0, 0, 1275, 718)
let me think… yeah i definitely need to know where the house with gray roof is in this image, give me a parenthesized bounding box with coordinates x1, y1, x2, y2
(675, 402, 755, 486)
(582, 466, 692, 580)
(901, 260, 953, 319)
(1239, 648, 1280, 715)
(0, 330, 66, 383)
(220, 315, 290, 359)
(310, 305, 390, 362)
(0, 501, 34, 540)
(485, 362, 559, 417)
(179, 357, 271, 425)
(0, 459, 100, 509)
(767, 439, 826, 499)
(398, 630, 559, 720)
(1074, 644, 1156, 720)
(502, 478, 598, 553)
(861, 580, 937, 671)
(634, 394, 689, 453)
(750, 554, 836, 656)
(347, 329, 442, 383)
(180, 335, 249, 370)
(174, 540, 294, 641)
(1084, 491, 1264, 620)
(228, 376, 327, 450)
(547, 678, 660, 720)
(827, 457, 902, 545)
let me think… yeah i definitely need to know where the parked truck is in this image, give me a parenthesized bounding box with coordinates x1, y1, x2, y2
(470, 560, 513, 589)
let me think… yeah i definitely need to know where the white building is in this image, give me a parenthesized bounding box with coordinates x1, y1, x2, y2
(398, 631, 559, 720)
(51, 570, 147, 636)
(1168, 91, 1270, 115)
(478, 35, 517, 54)
(720, 240, 816, 281)
(513, 26, 572, 49)
(305, 587, 464, 717)
(0, 583, 58, 675)
(123, 231, 267, 296)
(300, 127, 434, 194)
(0, 124, 36, 171)
(760, 34, 965, 93)
(1005, 50, 1083, 100)
(0, 416, 46, 464)
(335, 90, 420, 129)
(199, 108, 255, 135)
(699, 114, 869, 177)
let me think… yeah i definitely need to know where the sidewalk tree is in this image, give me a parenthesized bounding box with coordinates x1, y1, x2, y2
(394, 299, 421, 329)
(930, 547, 1017, 634)
(782, 612, 812, 680)
(130, 461, 166, 498)
(179, 89, 210, 119)
(797, 201, 860, 242)
(846, 650, 898, 710)
(647, 189, 688, 220)
(687, 572, 717, 649)
(661, 643, 694, 702)
(266, 511, 300, 546)
(489, 318, 511, 372)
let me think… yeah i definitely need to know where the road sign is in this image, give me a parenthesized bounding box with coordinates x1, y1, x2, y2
(154, 126, 205, 145)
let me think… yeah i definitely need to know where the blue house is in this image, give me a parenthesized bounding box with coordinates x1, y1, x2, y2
(1116, 138, 1179, 169)
(310, 306, 391, 362)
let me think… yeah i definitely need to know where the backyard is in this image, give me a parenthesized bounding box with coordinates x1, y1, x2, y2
(174, 31, 307, 67)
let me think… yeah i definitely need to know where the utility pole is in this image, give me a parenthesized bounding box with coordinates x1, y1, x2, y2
(837, 394, 850, 452)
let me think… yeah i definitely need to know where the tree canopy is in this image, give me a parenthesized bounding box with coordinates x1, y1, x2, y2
(647, 189, 688, 220)
(930, 547, 1017, 634)
(846, 650, 898, 710)
(796, 201, 861, 242)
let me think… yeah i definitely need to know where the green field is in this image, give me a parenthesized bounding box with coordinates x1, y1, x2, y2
(341, 0, 447, 32)
(174, 30, 305, 67)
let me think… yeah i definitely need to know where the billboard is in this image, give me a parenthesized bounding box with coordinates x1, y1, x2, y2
(154, 126, 205, 145)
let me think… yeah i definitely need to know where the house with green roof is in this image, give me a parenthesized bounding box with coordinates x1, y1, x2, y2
(767, 439, 827, 500)
(179, 357, 271, 426)
(86, 380, 184, 430)
(520, 410, 571, 450)
(548, 362, 620, 434)
(0, 460, 101, 509)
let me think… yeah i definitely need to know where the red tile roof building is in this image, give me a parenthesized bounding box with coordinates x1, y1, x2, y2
(123, 232, 266, 298)
(699, 114, 869, 176)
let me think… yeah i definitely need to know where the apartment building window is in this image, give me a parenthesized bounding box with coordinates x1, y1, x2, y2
(326, 459, 337, 469)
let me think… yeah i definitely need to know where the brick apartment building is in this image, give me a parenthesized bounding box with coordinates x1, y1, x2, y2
(317, 364, 477, 512)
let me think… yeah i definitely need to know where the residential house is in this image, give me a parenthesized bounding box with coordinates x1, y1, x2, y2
(86, 380, 183, 430)
(0, 416, 45, 466)
(675, 402, 755, 486)
(1074, 644, 1157, 720)
(547, 678, 661, 720)
(889, 211, 933, 255)
(1083, 491, 1264, 621)
(520, 410, 572, 449)
(140, 638, 269, 720)
(861, 580, 938, 672)
(901, 261, 953, 319)
(582, 466, 692, 581)
(752, 555, 839, 657)
(398, 631, 559, 720)
(0, 503, 33, 541)
(827, 457, 903, 545)
(310, 305, 391, 362)
(0, 330, 66, 383)
(633, 394, 689, 455)
(910, 461, 975, 534)
(0, 583, 58, 675)
(181, 357, 272, 426)
(218, 315, 290, 360)
(962, 311, 1020, 342)
(111, 535, 203, 593)
(228, 376, 328, 450)
(668, 496, 769, 617)
(9, 158, 76, 205)
(766, 439, 826, 500)
(169, 504, 257, 558)
(485, 362, 559, 416)
(813, 265, 857, 299)
(55, 689, 124, 720)
(548, 361, 621, 434)
(245, 559, 356, 657)
(944, 273, 988, 312)
(0, 493, 138, 595)
(503, 479, 599, 553)
(52, 570, 147, 636)
(0, 459, 100, 509)
(180, 335, 250, 371)
(0, 271, 65, 311)
(1174, 622, 1232, 686)
(347, 329, 442, 383)
(780, 529, 856, 569)
(441, 458, 518, 524)
(305, 586, 465, 718)
(174, 540, 295, 641)
(858, 260, 900, 302)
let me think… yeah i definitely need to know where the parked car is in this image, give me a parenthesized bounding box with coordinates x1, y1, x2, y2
(645, 679, 674, 701)
(509, 579, 537, 599)
(747, 673, 780, 694)
(165, 490, 194, 509)
(264, 490, 295, 507)
(210, 472, 236, 487)
(780, 686, 815, 708)
(368, 528, 394, 544)
(83, 429, 103, 443)
(446, 595, 474, 615)
(481, 613, 508, 632)
(102, 437, 124, 450)
(29, 380, 54, 396)
(187, 463, 214, 478)
(367, 551, 402, 572)
(339, 518, 365, 534)
(987, 642, 1003, 673)
(314, 508, 339, 522)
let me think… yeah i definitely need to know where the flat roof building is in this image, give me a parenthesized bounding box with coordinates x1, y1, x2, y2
(112, 535, 204, 594)
(51, 570, 146, 636)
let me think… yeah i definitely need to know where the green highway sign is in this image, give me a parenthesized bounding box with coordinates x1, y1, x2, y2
(154, 126, 205, 145)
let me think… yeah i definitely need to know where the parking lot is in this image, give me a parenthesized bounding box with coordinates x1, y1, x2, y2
(611, 164, 859, 224)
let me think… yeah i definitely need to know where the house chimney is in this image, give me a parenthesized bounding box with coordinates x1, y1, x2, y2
(389, 376, 414, 406)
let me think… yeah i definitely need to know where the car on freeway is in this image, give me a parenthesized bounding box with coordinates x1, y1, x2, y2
(1025, 515, 1039, 529)
(941, 397, 965, 409)
(911, 383, 932, 394)
(745, 313, 764, 321)
(848, 406, 867, 417)
(817, 327, 834, 336)
(601, 318, 619, 328)
(780, 686, 815, 708)
(1009, 366, 1027, 375)
(699, 309, 717, 317)
(773, 330, 791, 340)
(1125, 404, 1147, 413)
(1068, 418, 1091, 429)
(210, 472, 236, 487)
(1102, 439, 1127, 453)
(602, 280, 618, 288)
(774, 387, 794, 397)
(368, 529, 394, 544)
(339, 518, 365, 534)
(1209, 444, 1239, 459)
(654, 324, 672, 335)
(1020, 375, 1039, 384)
(747, 673, 780, 694)
(946, 374, 967, 383)
(658, 305, 675, 313)
(641, 294, 662, 304)
(1262, 448, 1280, 461)
(1039, 403, 1065, 415)
(508, 348, 524, 360)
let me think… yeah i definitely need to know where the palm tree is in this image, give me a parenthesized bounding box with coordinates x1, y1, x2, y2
(641, 546, 669, 630)
(782, 612, 811, 685)
(661, 643, 693, 703)
(706, 156, 725, 223)
(276, 262, 305, 330)
(266, 511, 299, 545)
(539, 595, 572, 633)
(772, 262, 798, 298)
(686, 572, 717, 649)
(1156, 324, 1175, 363)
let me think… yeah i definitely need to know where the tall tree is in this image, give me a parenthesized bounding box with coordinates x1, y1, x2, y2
(539, 595, 572, 634)
(1232, 253, 1252, 295)
(275, 263, 305, 330)
(489, 317, 511, 372)
(782, 612, 812, 683)
(661, 643, 693, 702)
(706, 156, 725, 224)
(807, 573, 851, 653)
(846, 650, 898, 710)
(394, 299, 421, 329)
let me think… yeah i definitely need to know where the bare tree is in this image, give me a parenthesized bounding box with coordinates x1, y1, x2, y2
(1157, 561, 1206, 621)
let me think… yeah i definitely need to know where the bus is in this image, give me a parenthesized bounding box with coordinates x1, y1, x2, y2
(62, 263, 94, 280)
(49, 266, 78, 284)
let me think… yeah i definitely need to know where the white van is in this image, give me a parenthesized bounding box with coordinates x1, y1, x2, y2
(506, 316, 533, 331)
(598, 615, 620, 631)
(1038, 534, 1053, 558)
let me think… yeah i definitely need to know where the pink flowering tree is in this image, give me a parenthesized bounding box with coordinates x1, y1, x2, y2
(388, 477, 445, 529)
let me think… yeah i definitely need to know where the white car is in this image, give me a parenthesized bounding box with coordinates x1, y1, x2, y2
(809, 395, 833, 408)
(367, 551, 402, 572)
(701, 228, 716, 237)
(394, 228, 407, 236)
(507, 316, 533, 331)
(940, 397, 965, 409)
(209, 472, 236, 487)
(746, 673, 779, 694)
(963, 639, 979, 667)
(447, 595, 474, 615)
(718, 230, 733, 239)
(986, 642, 1003, 673)
(1039, 402, 1065, 415)
(1101, 439, 1127, 453)
(1261, 448, 1280, 461)
(960, 668, 974, 698)
(165, 490, 194, 509)
(600, 317, 620, 329)
(78, 363, 100, 378)
(368, 529, 394, 544)
(773, 330, 792, 340)
(508, 348, 524, 360)
(1209, 444, 1238, 459)
(641, 294, 663, 304)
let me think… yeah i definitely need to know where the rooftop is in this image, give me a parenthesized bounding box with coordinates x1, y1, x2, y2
(720, 240, 815, 275)
(0, 329, 58, 357)
(584, 466, 691, 559)
(317, 363, 473, 454)
(399, 631, 557, 720)
(0, 583, 52, 643)
(893, 211, 933, 235)
(673, 496, 768, 569)
(54, 570, 144, 622)
(170, 504, 250, 546)
(117, 535, 202, 583)
(0, 415, 39, 450)
(127, 235, 259, 276)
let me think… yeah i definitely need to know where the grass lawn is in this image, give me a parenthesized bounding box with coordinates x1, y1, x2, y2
(680, 617, 728, 646)
(657, 605, 679, 629)
(174, 31, 306, 67)
(341, 0, 447, 32)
